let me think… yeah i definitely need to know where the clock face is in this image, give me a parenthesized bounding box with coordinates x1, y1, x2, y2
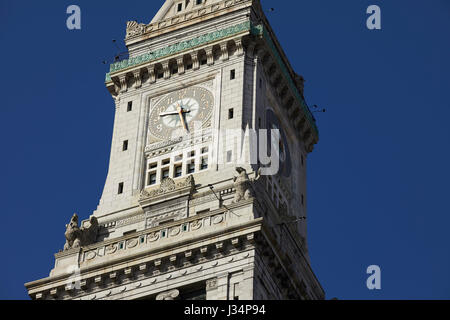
(266, 109, 292, 177)
(149, 86, 214, 140)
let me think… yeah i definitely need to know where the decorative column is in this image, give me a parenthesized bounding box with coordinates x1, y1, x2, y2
(205, 46, 214, 66)
(177, 57, 185, 75)
(220, 42, 229, 61)
(162, 61, 170, 79)
(133, 70, 142, 88)
(246, 42, 256, 59)
(235, 38, 244, 56)
(147, 65, 156, 83)
(118, 74, 128, 93)
(106, 81, 118, 98)
(192, 52, 200, 70)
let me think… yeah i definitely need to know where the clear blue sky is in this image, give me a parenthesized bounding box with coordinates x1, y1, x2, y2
(0, 0, 449, 300)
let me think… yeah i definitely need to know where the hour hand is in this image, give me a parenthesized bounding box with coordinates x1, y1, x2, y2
(159, 111, 179, 117)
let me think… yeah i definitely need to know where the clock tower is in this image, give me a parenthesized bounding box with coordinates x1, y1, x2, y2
(26, 0, 324, 300)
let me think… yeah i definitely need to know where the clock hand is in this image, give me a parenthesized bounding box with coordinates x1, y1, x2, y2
(177, 105, 189, 132)
(159, 111, 180, 117)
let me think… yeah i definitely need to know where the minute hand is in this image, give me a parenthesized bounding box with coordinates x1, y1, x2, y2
(159, 111, 180, 117)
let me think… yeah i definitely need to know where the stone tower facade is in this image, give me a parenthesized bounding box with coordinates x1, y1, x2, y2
(25, 0, 324, 300)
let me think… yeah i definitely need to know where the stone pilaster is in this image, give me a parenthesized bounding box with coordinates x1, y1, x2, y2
(206, 272, 228, 300)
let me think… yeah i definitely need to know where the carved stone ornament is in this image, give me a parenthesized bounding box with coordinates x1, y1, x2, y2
(232, 167, 261, 203)
(126, 21, 146, 39)
(147, 232, 159, 242)
(106, 244, 118, 255)
(156, 289, 180, 301)
(139, 175, 195, 202)
(64, 214, 81, 251)
(191, 220, 203, 231)
(206, 278, 218, 290)
(161, 177, 176, 192)
(63, 214, 99, 251)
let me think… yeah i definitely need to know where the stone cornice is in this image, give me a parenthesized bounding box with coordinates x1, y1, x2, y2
(106, 21, 252, 82)
(79, 200, 254, 258)
(259, 223, 325, 299)
(251, 24, 319, 139)
(25, 215, 261, 299)
(25, 200, 257, 288)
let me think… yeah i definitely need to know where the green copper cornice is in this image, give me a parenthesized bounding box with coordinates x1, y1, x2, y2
(251, 24, 318, 137)
(105, 21, 252, 82)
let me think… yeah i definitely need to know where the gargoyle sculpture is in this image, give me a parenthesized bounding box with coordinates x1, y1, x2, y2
(64, 214, 81, 251)
(233, 167, 261, 203)
(64, 214, 99, 251)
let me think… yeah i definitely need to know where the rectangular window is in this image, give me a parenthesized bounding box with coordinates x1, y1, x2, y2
(201, 147, 209, 154)
(148, 172, 157, 186)
(177, 3, 183, 12)
(188, 151, 195, 158)
(174, 165, 183, 178)
(301, 194, 305, 206)
(196, 0, 203, 5)
(187, 161, 195, 174)
(162, 159, 170, 166)
(118, 183, 124, 194)
(230, 69, 236, 80)
(186, 63, 193, 70)
(175, 154, 183, 162)
(127, 101, 133, 112)
(123, 140, 128, 151)
(149, 162, 157, 170)
(228, 108, 234, 120)
(162, 169, 170, 180)
(200, 157, 208, 170)
(259, 78, 262, 88)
